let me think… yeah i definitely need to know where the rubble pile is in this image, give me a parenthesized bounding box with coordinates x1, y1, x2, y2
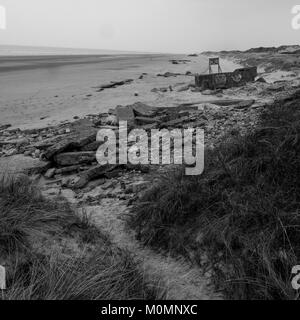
(2, 72, 299, 207)
(0, 97, 261, 192)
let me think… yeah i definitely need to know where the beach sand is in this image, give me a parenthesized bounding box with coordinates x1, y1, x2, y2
(0, 54, 239, 130)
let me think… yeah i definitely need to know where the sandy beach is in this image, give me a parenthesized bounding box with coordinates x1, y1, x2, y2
(0, 53, 239, 130)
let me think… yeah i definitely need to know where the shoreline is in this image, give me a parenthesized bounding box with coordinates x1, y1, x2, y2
(0, 53, 240, 131)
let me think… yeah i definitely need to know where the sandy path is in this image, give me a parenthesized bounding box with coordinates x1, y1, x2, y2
(83, 199, 222, 300)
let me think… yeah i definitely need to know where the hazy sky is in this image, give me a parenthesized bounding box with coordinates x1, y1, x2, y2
(0, 0, 299, 53)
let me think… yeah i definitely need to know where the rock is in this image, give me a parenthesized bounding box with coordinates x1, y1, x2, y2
(126, 181, 150, 194)
(160, 116, 191, 128)
(131, 102, 158, 117)
(202, 89, 215, 95)
(256, 77, 267, 83)
(115, 105, 135, 124)
(23, 150, 32, 157)
(233, 99, 255, 109)
(96, 115, 117, 126)
(157, 72, 181, 78)
(73, 164, 117, 189)
(0, 124, 11, 131)
(61, 177, 71, 188)
(95, 79, 133, 92)
(44, 168, 56, 179)
(44, 128, 97, 160)
(34, 149, 41, 158)
(55, 165, 82, 175)
(177, 85, 191, 92)
(135, 117, 161, 126)
(105, 169, 122, 179)
(0, 138, 29, 147)
(5, 148, 18, 157)
(124, 164, 150, 173)
(0, 155, 51, 176)
(81, 141, 104, 152)
(54, 152, 96, 166)
(134, 92, 139, 97)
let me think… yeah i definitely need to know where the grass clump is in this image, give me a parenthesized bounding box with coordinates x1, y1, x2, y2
(129, 90, 300, 300)
(0, 175, 163, 300)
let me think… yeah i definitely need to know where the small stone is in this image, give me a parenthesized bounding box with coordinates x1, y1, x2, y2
(5, 148, 18, 156)
(256, 77, 267, 83)
(34, 149, 41, 158)
(44, 168, 56, 179)
(24, 150, 32, 157)
(61, 177, 71, 188)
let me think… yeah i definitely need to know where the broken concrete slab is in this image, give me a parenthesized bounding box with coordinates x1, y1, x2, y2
(54, 151, 96, 166)
(44, 129, 97, 160)
(115, 105, 135, 124)
(0, 155, 51, 176)
(135, 117, 161, 126)
(0, 138, 30, 147)
(81, 141, 104, 152)
(130, 102, 158, 117)
(233, 100, 255, 109)
(73, 164, 117, 189)
(159, 116, 191, 128)
(178, 99, 255, 108)
(55, 165, 82, 175)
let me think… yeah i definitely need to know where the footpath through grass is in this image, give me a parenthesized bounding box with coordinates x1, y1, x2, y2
(0, 175, 162, 300)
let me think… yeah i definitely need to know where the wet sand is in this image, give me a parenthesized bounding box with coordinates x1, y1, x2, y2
(0, 54, 239, 130)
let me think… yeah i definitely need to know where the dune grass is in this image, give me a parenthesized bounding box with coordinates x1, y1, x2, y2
(129, 90, 300, 300)
(0, 175, 163, 300)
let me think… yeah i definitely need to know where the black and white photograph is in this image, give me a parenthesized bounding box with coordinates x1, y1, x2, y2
(0, 0, 300, 306)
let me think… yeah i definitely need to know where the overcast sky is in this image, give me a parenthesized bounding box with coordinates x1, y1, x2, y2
(0, 0, 299, 53)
